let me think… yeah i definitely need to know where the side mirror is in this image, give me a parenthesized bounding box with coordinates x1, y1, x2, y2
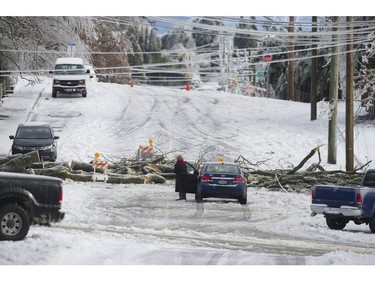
(49, 70, 53, 74)
(86, 69, 90, 74)
(9, 135, 14, 140)
(54, 136, 59, 140)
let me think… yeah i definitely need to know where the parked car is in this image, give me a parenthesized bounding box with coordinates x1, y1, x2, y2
(85, 65, 98, 82)
(194, 161, 247, 204)
(9, 122, 59, 162)
(311, 169, 375, 232)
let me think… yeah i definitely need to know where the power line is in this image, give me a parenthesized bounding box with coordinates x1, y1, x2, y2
(1, 16, 374, 88)
(148, 16, 375, 39)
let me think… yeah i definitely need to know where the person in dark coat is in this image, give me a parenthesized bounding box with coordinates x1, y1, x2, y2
(174, 155, 187, 200)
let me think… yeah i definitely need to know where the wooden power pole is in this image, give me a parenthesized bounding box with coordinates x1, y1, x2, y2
(346, 16, 354, 171)
(328, 17, 339, 164)
(288, 16, 295, 101)
(310, 16, 318, 120)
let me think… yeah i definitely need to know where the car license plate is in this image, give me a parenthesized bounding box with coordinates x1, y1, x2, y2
(66, 88, 73, 92)
(218, 180, 227, 184)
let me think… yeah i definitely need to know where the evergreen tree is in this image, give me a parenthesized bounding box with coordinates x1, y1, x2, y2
(233, 16, 258, 49)
(0, 16, 93, 83)
(192, 18, 223, 47)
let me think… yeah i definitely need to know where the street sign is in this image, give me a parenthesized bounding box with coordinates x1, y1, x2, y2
(263, 53, 272, 63)
(67, 43, 76, 57)
(257, 71, 264, 78)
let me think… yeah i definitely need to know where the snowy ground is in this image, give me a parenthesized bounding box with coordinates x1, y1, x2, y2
(1, 77, 375, 277)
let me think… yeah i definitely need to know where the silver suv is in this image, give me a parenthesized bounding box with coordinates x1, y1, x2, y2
(9, 122, 59, 162)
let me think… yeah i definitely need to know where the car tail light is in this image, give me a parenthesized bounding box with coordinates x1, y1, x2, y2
(59, 188, 63, 204)
(311, 189, 314, 200)
(233, 177, 245, 183)
(201, 175, 213, 182)
(356, 192, 362, 205)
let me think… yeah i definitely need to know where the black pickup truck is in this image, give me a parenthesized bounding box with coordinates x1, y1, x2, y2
(0, 171, 65, 241)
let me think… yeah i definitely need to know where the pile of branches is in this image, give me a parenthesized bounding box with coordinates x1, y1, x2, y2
(236, 145, 370, 192)
(0, 145, 371, 191)
(0, 151, 175, 184)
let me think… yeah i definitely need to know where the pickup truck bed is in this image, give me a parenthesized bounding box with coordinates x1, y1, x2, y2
(311, 169, 375, 233)
(311, 185, 363, 216)
(0, 171, 65, 241)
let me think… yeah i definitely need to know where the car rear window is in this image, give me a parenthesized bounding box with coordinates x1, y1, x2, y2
(205, 164, 240, 174)
(16, 127, 52, 139)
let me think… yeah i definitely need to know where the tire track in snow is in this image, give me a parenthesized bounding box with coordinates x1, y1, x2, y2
(52, 222, 375, 258)
(175, 94, 240, 157)
(117, 96, 158, 136)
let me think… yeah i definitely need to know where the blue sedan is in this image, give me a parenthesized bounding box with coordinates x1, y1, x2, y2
(195, 162, 247, 204)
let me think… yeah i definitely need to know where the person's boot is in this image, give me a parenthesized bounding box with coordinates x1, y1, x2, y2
(176, 193, 186, 201)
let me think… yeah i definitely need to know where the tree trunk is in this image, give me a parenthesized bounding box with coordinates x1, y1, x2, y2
(0, 151, 40, 173)
(69, 160, 96, 172)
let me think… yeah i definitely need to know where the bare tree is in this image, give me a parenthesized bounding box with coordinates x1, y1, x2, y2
(0, 17, 95, 84)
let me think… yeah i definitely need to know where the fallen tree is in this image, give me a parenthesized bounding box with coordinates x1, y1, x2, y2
(236, 145, 371, 192)
(0, 146, 371, 190)
(0, 151, 40, 173)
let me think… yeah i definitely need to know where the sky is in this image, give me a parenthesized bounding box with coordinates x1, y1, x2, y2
(1, 77, 375, 280)
(1, 1, 372, 16)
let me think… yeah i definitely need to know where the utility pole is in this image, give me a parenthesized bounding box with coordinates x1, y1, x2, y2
(310, 16, 318, 120)
(288, 16, 295, 101)
(346, 16, 354, 171)
(328, 17, 339, 164)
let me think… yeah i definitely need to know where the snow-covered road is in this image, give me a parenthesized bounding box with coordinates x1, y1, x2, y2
(2, 182, 375, 265)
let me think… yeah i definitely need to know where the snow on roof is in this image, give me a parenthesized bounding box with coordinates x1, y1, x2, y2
(56, 57, 84, 65)
(18, 121, 51, 127)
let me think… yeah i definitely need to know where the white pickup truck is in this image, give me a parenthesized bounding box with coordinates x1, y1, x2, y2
(51, 57, 89, 98)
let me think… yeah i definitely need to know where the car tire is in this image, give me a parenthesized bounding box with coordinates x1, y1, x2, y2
(195, 192, 203, 203)
(238, 196, 247, 205)
(52, 90, 57, 98)
(369, 218, 375, 233)
(0, 204, 30, 241)
(82, 90, 87, 97)
(326, 217, 347, 230)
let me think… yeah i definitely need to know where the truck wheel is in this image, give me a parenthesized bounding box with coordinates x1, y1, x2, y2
(52, 90, 57, 98)
(369, 218, 375, 233)
(0, 204, 30, 241)
(326, 217, 347, 230)
(82, 90, 87, 97)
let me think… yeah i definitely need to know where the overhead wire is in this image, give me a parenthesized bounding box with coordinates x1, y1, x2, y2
(147, 16, 375, 39)
(1, 16, 374, 84)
